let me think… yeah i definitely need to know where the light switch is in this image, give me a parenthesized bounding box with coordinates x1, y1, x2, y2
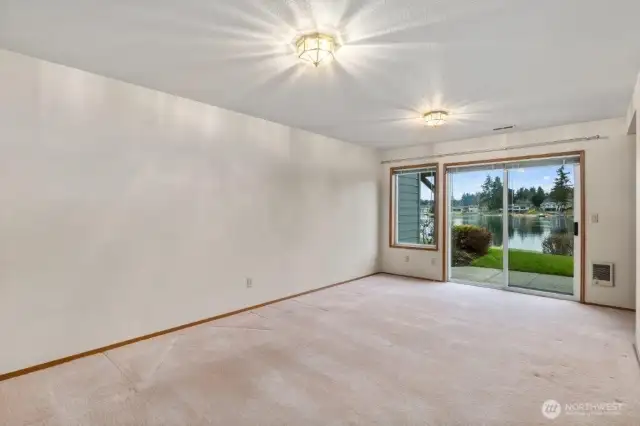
(591, 214, 599, 224)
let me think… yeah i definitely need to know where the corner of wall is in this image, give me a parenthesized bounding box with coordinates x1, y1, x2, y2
(634, 71, 640, 352)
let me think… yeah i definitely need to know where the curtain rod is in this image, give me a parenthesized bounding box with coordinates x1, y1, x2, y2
(380, 135, 605, 165)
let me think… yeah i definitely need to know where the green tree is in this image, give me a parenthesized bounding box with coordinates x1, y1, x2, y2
(490, 176, 503, 211)
(479, 175, 505, 211)
(480, 175, 493, 209)
(550, 166, 572, 210)
(531, 186, 546, 208)
(461, 192, 477, 206)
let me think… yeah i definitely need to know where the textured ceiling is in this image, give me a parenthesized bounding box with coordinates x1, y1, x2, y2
(1, 0, 639, 148)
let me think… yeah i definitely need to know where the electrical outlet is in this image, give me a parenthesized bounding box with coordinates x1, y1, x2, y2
(405, 255, 410, 263)
(591, 214, 599, 224)
(246, 278, 253, 288)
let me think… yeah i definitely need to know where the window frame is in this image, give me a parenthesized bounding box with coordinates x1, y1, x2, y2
(389, 163, 439, 251)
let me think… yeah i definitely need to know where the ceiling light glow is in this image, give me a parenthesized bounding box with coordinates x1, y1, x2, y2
(423, 110, 448, 127)
(296, 33, 337, 67)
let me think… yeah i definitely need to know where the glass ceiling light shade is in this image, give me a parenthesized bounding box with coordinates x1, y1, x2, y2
(423, 111, 449, 127)
(296, 33, 336, 67)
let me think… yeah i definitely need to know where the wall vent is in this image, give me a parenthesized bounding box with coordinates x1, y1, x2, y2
(592, 262, 614, 287)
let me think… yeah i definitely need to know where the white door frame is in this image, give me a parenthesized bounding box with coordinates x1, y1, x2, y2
(446, 172, 453, 283)
(502, 168, 510, 288)
(572, 163, 582, 298)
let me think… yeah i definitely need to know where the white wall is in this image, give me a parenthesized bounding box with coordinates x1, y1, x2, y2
(636, 107, 639, 353)
(380, 118, 636, 310)
(634, 73, 640, 350)
(0, 49, 379, 375)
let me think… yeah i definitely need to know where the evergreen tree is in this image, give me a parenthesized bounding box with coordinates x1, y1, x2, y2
(490, 176, 503, 211)
(550, 166, 572, 210)
(461, 192, 478, 206)
(480, 175, 493, 209)
(531, 186, 546, 208)
(478, 174, 508, 211)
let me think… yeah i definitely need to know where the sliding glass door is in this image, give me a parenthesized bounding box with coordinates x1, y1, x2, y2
(447, 155, 581, 300)
(448, 165, 505, 285)
(506, 159, 579, 296)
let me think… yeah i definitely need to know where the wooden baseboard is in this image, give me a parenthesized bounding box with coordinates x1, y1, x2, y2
(386, 275, 635, 311)
(583, 302, 636, 312)
(0, 272, 378, 383)
(379, 272, 439, 282)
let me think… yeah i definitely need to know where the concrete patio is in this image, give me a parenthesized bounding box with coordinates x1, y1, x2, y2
(452, 266, 573, 295)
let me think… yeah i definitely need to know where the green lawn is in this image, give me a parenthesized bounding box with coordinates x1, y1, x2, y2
(472, 247, 573, 277)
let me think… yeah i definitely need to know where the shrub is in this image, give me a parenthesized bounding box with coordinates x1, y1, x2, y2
(452, 225, 492, 256)
(542, 232, 573, 256)
(452, 247, 476, 267)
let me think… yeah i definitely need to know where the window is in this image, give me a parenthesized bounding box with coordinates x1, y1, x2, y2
(390, 164, 438, 250)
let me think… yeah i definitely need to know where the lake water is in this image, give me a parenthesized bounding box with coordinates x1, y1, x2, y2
(452, 214, 574, 252)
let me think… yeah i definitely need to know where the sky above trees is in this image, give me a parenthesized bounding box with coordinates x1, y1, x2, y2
(444, 165, 575, 200)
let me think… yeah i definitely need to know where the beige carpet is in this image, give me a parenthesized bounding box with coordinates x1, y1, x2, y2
(1, 274, 638, 425)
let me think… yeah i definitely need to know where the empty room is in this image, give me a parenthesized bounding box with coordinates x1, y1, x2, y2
(1, 1, 639, 425)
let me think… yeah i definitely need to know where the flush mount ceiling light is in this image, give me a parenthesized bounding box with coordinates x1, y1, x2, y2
(423, 110, 449, 127)
(296, 33, 337, 67)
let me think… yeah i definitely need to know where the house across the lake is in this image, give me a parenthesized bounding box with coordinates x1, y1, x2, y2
(541, 200, 573, 212)
(508, 204, 530, 213)
(451, 205, 481, 213)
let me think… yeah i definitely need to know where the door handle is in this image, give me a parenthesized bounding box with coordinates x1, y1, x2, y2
(574, 222, 579, 236)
